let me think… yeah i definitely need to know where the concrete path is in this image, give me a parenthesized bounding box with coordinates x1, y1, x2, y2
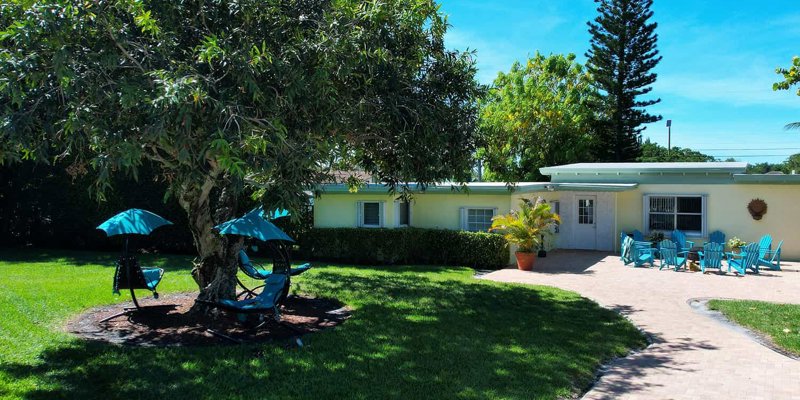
(482, 251, 800, 400)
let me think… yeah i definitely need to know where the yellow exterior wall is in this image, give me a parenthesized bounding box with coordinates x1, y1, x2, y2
(313, 194, 400, 228)
(314, 192, 513, 230)
(617, 184, 800, 259)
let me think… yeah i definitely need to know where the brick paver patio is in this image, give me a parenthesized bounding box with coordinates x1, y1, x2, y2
(483, 251, 800, 400)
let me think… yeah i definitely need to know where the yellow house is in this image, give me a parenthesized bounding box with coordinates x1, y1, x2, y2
(313, 162, 800, 260)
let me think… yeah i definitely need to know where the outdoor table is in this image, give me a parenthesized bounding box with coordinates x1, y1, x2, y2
(687, 246, 704, 270)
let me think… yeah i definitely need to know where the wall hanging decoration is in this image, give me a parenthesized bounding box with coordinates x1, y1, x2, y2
(747, 198, 767, 220)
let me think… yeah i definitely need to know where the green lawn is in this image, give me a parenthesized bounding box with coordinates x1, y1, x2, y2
(708, 299, 800, 356)
(0, 249, 646, 400)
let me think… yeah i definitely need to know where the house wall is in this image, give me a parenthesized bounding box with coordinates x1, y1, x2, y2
(616, 184, 800, 259)
(313, 192, 512, 230)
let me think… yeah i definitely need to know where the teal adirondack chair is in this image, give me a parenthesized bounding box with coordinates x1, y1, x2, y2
(671, 230, 695, 254)
(756, 234, 772, 260)
(631, 240, 656, 267)
(658, 239, 687, 271)
(632, 229, 645, 242)
(622, 237, 655, 267)
(758, 240, 783, 271)
(727, 242, 760, 275)
(699, 242, 724, 273)
(621, 235, 633, 264)
(620, 231, 629, 261)
(706, 230, 725, 247)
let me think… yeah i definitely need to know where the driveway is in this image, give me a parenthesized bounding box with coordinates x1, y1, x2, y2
(482, 251, 800, 400)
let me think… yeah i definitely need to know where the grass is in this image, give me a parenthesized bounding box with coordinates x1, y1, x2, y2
(708, 299, 800, 356)
(0, 248, 646, 400)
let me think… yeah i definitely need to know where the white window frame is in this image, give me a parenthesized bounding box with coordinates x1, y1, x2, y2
(550, 200, 560, 233)
(642, 194, 707, 237)
(357, 201, 385, 228)
(459, 207, 497, 232)
(394, 200, 412, 228)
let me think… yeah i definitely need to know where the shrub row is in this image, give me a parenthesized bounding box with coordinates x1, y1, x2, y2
(297, 228, 510, 269)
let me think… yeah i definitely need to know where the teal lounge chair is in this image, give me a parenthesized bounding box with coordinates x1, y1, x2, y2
(113, 256, 165, 309)
(632, 229, 645, 242)
(671, 230, 694, 255)
(758, 240, 782, 271)
(620, 231, 628, 260)
(706, 230, 725, 247)
(237, 250, 311, 298)
(658, 239, 687, 271)
(699, 242, 724, 273)
(198, 274, 288, 325)
(727, 242, 760, 275)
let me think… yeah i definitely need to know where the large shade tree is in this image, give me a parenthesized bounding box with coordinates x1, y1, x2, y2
(478, 53, 598, 182)
(0, 0, 482, 306)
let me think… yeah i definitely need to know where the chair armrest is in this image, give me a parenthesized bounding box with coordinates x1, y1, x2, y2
(677, 251, 689, 255)
(697, 251, 704, 256)
(725, 252, 741, 259)
(686, 240, 695, 247)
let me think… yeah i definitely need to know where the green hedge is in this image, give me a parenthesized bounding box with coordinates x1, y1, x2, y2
(297, 228, 509, 269)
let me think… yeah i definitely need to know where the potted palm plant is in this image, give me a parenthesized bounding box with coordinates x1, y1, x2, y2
(490, 197, 561, 271)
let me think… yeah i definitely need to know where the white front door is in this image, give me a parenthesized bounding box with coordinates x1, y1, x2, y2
(574, 195, 597, 250)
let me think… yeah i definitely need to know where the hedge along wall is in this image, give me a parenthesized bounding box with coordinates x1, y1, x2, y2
(297, 228, 510, 269)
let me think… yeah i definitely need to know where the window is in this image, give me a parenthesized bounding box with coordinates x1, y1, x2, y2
(550, 200, 560, 233)
(577, 198, 594, 225)
(357, 201, 384, 227)
(460, 207, 496, 232)
(644, 195, 705, 236)
(396, 201, 411, 227)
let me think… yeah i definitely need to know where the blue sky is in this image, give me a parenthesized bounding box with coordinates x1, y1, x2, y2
(440, 0, 800, 163)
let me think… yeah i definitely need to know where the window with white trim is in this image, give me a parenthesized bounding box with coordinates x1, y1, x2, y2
(396, 200, 411, 227)
(460, 207, 496, 232)
(643, 195, 706, 236)
(357, 201, 384, 228)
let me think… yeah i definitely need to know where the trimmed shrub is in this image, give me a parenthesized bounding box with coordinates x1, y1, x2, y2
(297, 228, 509, 269)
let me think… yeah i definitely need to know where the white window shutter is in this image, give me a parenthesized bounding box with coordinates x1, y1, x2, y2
(459, 207, 466, 230)
(380, 201, 385, 228)
(356, 201, 363, 227)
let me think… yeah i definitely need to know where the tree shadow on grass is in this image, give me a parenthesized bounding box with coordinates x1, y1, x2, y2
(3, 266, 651, 400)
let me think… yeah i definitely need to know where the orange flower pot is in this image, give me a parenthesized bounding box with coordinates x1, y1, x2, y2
(515, 251, 537, 271)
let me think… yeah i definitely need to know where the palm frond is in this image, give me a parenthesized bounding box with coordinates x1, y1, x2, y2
(785, 122, 800, 131)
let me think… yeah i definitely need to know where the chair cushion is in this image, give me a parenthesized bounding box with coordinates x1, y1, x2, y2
(141, 267, 164, 290)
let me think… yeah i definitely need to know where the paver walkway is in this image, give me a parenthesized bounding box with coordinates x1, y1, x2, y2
(483, 251, 800, 400)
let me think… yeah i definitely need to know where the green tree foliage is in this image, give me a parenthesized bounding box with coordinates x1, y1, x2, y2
(637, 139, 715, 162)
(746, 154, 800, 174)
(774, 56, 800, 130)
(478, 53, 598, 182)
(0, 0, 482, 303)
(586, 0, 662, 161)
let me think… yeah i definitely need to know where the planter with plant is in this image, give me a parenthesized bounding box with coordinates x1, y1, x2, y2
(490, 197, 561, 271)
(728, 237, 747, 254)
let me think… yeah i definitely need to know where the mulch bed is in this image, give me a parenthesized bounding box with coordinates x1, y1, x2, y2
(66, 292, 351, 347)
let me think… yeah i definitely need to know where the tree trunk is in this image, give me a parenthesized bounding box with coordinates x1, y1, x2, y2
(177, 173, 242, 310)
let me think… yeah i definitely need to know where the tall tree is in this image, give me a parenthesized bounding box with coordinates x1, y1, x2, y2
(774, 55, 800, 130)
(0, 0, 482, 306)
(478, 53, 598, 182)
(586, 0, 662, 161)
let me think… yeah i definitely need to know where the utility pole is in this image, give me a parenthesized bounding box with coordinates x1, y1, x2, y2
(666, 119, 672, 157)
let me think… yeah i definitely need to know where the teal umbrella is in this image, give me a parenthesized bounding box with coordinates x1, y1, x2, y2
(97, 208, 173, 236)
(214, 208, 294, 242)
(97, 208, 173, 255)
(261, 207, 290, 220)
